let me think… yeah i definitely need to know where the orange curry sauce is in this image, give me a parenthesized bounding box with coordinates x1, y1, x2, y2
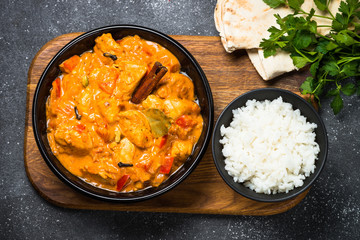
(46, 33, 203, 192)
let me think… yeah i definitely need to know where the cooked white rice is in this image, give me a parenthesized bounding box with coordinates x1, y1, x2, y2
(220, 97, 320, 194)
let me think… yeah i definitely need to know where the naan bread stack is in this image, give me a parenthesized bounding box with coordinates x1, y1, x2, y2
(214, 0, 340, 80)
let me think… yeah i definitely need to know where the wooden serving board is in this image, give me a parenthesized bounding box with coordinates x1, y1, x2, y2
(25, 33, 311, 215)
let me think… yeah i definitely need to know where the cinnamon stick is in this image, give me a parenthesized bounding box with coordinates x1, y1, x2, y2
(131, 62, 168, 104)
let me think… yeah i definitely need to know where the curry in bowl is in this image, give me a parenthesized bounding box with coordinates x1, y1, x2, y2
(46, 33, 203, 192)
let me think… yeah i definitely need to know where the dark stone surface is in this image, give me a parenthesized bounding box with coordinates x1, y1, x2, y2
(0, 0, 359, 239)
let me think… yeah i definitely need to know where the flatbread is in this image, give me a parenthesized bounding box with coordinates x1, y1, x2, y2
(215, 0, 290, 51)
(214, 0, 341, 80)
(246, 49, 298, 80)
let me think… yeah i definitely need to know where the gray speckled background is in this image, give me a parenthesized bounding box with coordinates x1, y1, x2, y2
(1, 0, 359, 239)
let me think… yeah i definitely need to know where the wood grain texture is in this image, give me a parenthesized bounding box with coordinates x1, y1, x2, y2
(25, 33, 310, 215)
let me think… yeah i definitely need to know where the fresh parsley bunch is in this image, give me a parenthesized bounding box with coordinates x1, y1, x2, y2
(260, 0, 360, 114)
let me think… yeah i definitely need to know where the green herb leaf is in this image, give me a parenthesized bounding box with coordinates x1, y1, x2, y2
(293, 30, 313, 49)
(333, 31, 356, 46)
(288, 0, 304, 11)
(263, 0, 286, 8)
(314, 0, 327, 11)
(321, 60, 339, 76)
(315, 39, 330, 54)
(341, 83, 356, 96)
(341, 61, 358, 76)
(339, 0, 360, 17)
(306, 8, 316, 21)
(332, 13, 347, 32)
(326, 88, 339, 97)
(263, 48, 277, 58)
(331, 94, 343, 115)
(300, 76, 315, 94)
(292, 56, 309, 68)
(326, 41, 339, 51)
(308, 20, 317, 34)
(310, 59, 320, 76)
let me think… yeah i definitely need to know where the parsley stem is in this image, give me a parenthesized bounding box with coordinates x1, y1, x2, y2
(335, 80, 340, 89)
(339, 74, 360, 81)
(338, 56, 360, 65)
(315, 32, 332, 41)
(345, 29, 360, 39)
(312, 14, 334, 20)
(311, 77, 332, 95)
(325, 5, 335, 20)
(294, 47, 313, 62)
(299, 9, 334, 20)
(317, 25, 332, 28)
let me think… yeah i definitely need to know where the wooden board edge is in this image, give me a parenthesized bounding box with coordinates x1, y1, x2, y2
(24, 33, 84, 207)
(35, 187, 309, 216)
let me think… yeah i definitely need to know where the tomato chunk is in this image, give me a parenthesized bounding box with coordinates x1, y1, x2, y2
(56, 103, 73, 116)
(158, 135, 168, 148)
(116, 175, 130, 191)
(74, 124, 86, 133)
(175, 115, 195, 129)
(60, 55, 80, 73)
(97, 68, 119, 94)
(99, 81, 116, 94)
(159, 156, 174, 174)
(52, 78, 61, 98)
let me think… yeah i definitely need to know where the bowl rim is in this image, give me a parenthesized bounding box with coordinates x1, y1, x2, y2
(212, 87, 328, 202)
(32, 24, 214, 202)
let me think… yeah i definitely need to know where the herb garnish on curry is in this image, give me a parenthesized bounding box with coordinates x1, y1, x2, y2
(46, 33, 203, 192)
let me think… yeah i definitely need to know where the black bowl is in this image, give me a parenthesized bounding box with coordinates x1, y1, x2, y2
(212, 88, 328, 202)
(32, 25, 214, 202)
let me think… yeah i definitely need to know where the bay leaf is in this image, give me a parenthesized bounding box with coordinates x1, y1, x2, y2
(143, 108, 171, 138)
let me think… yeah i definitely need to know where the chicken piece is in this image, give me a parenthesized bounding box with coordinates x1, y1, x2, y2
(113, 143, 153, 184)
(141, 94, 164, 111)
(155, 73, 194, 100)
(82, 157, 120, 186)
(134, 167, 152, 183)
(75, 90, 92, 118)
(163, 98, 201, 119)
(133, 152, 153, 182)
(117, 35, 152, 64)
(113, 62, 147, 101)
(97, 98, 120, 123)
(60, 74, 83, 99)
(170, 114, 203, 141)
(95, 33, 123, 57)
(95, 119, 113, 143)
(93, 46, 113, 65)
(172, 74, 195, 100)
(142, 40, 159, 57)
(118, 35, 143, 52)
(54, 99, 75, 118)
(116, 138, 136, 165)
(170, 140, 193, 162)
(77, 51, 102, 75)
(169, 122, 195, 140)
(118, 110, 153, 148)
(54, 124, 93, 154)
(152, 173, 166, 187)
(89, 66, 119, 95)
(154, 49, 180, 73)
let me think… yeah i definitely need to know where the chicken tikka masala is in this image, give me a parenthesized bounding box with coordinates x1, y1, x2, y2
(46, 33, 203, 192)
